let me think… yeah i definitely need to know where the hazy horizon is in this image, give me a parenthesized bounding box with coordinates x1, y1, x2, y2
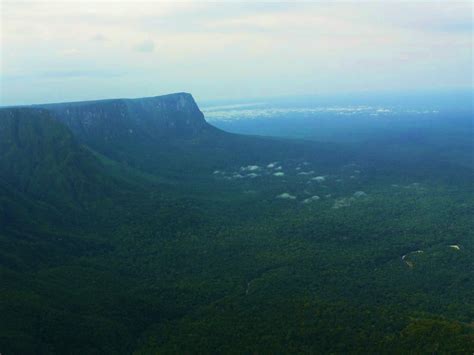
(1, 0, 472, 106)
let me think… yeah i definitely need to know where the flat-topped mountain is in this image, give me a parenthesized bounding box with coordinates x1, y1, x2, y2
(38, 92, 214, 142)
(1, 93, 345, 177)
(31, 93, 224, 173)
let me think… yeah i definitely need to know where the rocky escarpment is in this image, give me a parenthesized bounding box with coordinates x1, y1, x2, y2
(34, 93, 221, 169)
(39, 92, 215, 145)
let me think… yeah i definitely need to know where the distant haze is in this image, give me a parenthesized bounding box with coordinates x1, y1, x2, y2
(1, 0, 472, 105)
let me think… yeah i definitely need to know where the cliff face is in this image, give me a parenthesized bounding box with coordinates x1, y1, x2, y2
(39, 92, 213, 144)
(2, 93, 221, 177)
(34, 93, 220, 170)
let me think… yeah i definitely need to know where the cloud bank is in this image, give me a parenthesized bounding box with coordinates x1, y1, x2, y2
(1, 0, 472, 105)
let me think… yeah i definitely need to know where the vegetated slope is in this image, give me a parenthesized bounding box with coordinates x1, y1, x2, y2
(0, 107, 122, 273)
(39, 93, 221, 174)
(0, 107, 150, 354)
(0, 107, 114, 209)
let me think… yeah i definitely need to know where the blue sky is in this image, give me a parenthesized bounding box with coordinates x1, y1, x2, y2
(1, 0, 472, 105)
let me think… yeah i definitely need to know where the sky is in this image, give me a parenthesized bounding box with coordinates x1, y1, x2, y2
(0, 0, 472, 105)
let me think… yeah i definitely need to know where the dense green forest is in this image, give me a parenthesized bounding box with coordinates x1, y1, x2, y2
(0, 95, 473, 354)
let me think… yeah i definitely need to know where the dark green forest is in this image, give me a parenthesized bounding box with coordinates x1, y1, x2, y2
(0, 94, 473, 354)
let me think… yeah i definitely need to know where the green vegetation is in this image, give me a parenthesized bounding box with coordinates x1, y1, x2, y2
(0, 100, 472, 354)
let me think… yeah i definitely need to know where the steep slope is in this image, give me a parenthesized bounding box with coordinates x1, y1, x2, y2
(37, 93, 219, 172)
(0, 107, 115, 210)
(40, 92, 213, 141)
(0, 107, 123, 278)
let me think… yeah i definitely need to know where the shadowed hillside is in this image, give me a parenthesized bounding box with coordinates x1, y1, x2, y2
(0, 107, 112, 209)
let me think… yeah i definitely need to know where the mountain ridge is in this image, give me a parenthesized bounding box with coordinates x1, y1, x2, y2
(1, 93, 350, 177)
(29, 92, 224, 174)
(38, 92, 215, 138)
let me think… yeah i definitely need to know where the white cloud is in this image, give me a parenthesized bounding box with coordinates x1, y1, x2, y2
(312, 176, 325, 182)
(202, 105, 445, 122)
(302, 195, 320, 204)
(1, 1, 472, 105)
(241, 165, 260, 171)
(276, 192, 296, 200)
(246, 173, 259, 178)
(273, 172, 285, 177)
